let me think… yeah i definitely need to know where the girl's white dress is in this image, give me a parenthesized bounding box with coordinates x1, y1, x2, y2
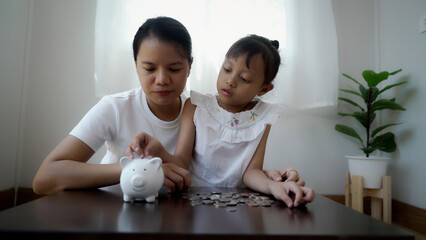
(190, 91, 281, 187)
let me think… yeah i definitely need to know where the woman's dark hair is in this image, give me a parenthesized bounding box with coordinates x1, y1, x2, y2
(133, 16, 192, 63)
(226, 34, 281, 85)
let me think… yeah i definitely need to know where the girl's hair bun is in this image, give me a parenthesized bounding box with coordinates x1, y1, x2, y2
(270, 40, 279, 49)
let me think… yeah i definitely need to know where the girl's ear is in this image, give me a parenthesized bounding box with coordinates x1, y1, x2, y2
(257, 84, 274, 96)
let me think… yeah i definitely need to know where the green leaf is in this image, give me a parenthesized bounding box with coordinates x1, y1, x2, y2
(371, 99, 406, 112)
(362, 70, 390, 87)
(342, 73, 362, 86)
(359, 85, 368, 103)
(371, 123, 401, 138)
(339, 89, 363, 98)
(369, 87, 379, 102)
(374, 81, 408, 99)
(370, 132, 397, 153)
(361, 147, 376, 156)
(338, 97, 365, 111)
(389, 69, 402, 75)
(338, 112, 375, 129)
(335, 124, 363, 145)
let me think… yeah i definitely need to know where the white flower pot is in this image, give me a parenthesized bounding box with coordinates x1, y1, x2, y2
(346, 155, 390, 189)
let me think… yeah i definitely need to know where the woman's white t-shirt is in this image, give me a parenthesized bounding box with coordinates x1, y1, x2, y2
(70, 88, 185, 164)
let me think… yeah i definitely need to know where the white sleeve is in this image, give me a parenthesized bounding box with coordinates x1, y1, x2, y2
(69, 96, 117, 151)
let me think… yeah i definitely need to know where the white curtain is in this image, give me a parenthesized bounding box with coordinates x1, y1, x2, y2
(95, 0, 338, 108)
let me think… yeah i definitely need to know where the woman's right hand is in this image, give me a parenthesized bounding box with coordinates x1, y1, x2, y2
(126, 132, 165, 159)
(162, 163, 191, 192)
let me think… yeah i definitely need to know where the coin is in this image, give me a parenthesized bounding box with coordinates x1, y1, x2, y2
(202, 200, 215, 205)
(188, 196, 200, 201)
(227, 200, 238, 206)
(214, 202, 227, 208)
(221, 193, 232, 198)
(219, 197, 232, 203)
(184, 191, 276, 209)
(209, 194, 220, 200)
(246, 201, 259, 207)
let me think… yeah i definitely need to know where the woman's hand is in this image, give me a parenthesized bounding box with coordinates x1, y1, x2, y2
(264, 168, 306, 186)
(126, 132, 165, 159)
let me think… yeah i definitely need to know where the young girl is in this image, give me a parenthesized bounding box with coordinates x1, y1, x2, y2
(127, 35, 315, 207)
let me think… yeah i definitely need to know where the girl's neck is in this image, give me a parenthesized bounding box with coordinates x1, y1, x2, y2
(217, 99, 256, 114)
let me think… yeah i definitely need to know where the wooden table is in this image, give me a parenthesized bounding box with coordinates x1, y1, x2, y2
(0, 185, 414, 239)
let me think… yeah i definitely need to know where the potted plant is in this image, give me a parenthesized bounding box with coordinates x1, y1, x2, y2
(335, 69, 407, 188)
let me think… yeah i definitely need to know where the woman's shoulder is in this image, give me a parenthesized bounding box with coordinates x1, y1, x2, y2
(105, 87, 143, 101)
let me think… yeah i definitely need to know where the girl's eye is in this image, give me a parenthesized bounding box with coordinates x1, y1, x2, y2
(223, 67, 230, 73)
(170, 68, 182, 73)
(240, 77, 248, 83)
(144, 68, 155, 72)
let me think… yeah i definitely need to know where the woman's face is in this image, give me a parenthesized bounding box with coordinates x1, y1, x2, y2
(136, 37, 191, 112)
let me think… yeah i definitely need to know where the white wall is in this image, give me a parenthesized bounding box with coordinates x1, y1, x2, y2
(0, 0, 30, 191)
(377, 0, 426, 209)
(1, 0, 425, 209)
(18, 0, 99, 186)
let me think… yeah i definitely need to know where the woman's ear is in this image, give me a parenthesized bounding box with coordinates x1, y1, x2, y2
(257, 84, 274, 96)
(187, 57, 194, 77)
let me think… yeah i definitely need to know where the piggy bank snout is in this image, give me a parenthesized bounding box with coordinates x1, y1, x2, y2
(131, 175, 144, 187)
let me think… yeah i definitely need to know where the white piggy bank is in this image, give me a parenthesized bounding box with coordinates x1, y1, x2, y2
(119, 156, 164, 203)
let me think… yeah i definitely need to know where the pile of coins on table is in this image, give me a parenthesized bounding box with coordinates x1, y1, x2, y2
(182, 192, 276, 210)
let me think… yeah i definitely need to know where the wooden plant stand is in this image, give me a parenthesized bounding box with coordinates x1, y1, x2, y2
(345, 172, 392, 224)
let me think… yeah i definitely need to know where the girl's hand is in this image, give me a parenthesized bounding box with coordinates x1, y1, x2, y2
(264, 168, 306, 186)
(125, 132, 165, 159)
(162, 163, 191, 192)
(268, 181, 315, 208)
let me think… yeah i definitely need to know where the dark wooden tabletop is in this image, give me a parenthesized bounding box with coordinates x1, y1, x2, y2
(0, 185, 414, 240)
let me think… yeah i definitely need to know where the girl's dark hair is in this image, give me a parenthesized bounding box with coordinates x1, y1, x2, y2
(133, 16, 192, 63)
(226, 34, 281, 85)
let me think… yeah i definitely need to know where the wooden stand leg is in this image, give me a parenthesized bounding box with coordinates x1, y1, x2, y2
(383, 176, 392, 224)
(371, 197, 383, 220)
(345, 172, 351, 207)
(345, 173, 392, 224)
(351, 175, 364, 213)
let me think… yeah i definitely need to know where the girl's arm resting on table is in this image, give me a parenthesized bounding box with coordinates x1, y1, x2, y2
(33, 135, 122, 195)
(243, 125, 315, 207)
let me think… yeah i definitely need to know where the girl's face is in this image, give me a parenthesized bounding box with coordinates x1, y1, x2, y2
(216, 53, 273, 113)
(136, 37, 191, 117)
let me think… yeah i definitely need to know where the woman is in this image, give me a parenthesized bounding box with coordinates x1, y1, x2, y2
(33, 16, 304, 195)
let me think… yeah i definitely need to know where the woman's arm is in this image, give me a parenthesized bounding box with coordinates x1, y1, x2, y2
(33, 135, 121, 195)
